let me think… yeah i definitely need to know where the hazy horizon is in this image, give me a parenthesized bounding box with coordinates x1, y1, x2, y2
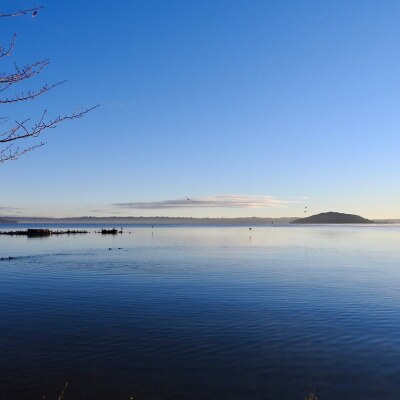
(1, 212, 399, 223)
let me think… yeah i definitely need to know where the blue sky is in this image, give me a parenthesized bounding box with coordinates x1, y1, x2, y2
(1, 0, 400, 218)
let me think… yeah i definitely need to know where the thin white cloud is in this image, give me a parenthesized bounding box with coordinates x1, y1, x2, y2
(114, 195, 297, 209)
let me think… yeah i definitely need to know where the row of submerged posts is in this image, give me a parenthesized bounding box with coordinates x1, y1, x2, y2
(0, 228, 124, 261)
(0, 228, 124, 237)
(0, 228, 89, 237)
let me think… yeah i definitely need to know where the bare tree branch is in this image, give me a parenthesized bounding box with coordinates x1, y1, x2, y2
(0, 33, 17, 59)
(0, 7, 43, 18)
(0, 105, 99, 163)
(0, 6, 99, 163)
(0, 6, 43, 59)
(0, 142, 44, 163)
(0, 105, 99, 144)
(0, 60, 50, 90)
(0, 80, 66, 103)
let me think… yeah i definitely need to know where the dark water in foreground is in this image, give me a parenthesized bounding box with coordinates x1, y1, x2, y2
(0, 224, 400, 399)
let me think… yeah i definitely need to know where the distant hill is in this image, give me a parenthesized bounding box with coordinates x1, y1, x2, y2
(291, 212, 374, 224)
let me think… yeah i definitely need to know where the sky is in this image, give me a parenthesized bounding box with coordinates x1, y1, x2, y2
(1, 0, 400, 219)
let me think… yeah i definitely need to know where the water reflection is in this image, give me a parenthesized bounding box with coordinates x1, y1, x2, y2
(0, 225, 400, 399)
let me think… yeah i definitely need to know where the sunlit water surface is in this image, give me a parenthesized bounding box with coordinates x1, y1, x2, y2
(0, 224, 400, 399)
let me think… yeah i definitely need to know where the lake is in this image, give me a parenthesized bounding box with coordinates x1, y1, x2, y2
(0, 224, 399, 399)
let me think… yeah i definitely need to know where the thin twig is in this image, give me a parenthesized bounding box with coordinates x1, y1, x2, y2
(57, 381, 68, 400)
(0, 33, 17, 59)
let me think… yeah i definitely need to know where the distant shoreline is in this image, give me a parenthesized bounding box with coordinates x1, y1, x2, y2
(1, 216, 399, 225)
(0, 216, 296, 225)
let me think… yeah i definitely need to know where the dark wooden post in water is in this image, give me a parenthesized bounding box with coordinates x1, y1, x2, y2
(27, 229, 51, 237)
(101, 228, 119, 235)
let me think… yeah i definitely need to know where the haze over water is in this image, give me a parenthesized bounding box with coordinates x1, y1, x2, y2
(1, 224, 400, 399)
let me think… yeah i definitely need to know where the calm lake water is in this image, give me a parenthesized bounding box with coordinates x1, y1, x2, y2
(0, 224, 400, 399)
